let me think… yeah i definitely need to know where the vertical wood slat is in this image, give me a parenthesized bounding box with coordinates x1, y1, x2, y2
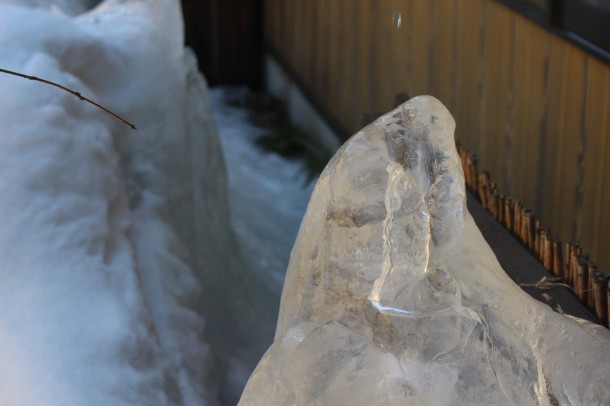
(538, 35, 565, 235)
(377, 0, 395, 113)
(314, 0, 328, 103)
(479, 2, 514, 191)
(409, 0, 432, 99)
(582, 59, 610, 267)
(386, 0, 411, 106)
(263, 0, 610, 274)
(432, 0, 459, 113)
(599, 106, 610, 272)
(454, 0, 487, 153)
(344, 0, 360, 131)
(327, 0, 340, 113)
(357, 0, 373, 123)
(333, 0, 348, 129)
(553, 42, 587, 244)
(512, 17, 549, 209)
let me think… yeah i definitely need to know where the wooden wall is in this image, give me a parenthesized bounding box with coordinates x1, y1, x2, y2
(182, 0, 263, 88)
(264, 0, 610, 273)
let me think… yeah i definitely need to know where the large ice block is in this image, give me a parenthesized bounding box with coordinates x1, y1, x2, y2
(239, 96, 610, 405)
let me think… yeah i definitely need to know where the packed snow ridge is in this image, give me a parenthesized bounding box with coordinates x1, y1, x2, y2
(0, 0, 275, 404)
(240, 96, 610, 405)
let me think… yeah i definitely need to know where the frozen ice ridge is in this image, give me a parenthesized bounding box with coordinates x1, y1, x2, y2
(239, 96, 610, 405)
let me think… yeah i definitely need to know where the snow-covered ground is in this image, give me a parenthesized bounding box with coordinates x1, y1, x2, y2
(210, 88, 315, 295)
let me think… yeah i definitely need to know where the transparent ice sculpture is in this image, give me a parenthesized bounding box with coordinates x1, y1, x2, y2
(239, 96, 610, 405)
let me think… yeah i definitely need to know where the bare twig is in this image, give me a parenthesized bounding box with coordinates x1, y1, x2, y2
(0, 67, 137, 130)
(519, 276, 576, 293)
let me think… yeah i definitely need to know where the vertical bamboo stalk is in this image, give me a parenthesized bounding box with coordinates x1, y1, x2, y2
(592, 275, 607, 324)
(525, 211, 535, 251)
(551, 238, 564, 278)
(497, 194, 505, 223)
(587, 262, 597, 310)
(542, 233, 554, 272)
(513, 201, 522, 238)
(478, 171, 490, 203)
(539, 229, 548, 262)
(534, 219, 543, 257)
(470, 155, 479, 192)
(576, 256, 589, 303)
(465, 153, 475, 190)
(489, 189, 498, 217)
(607, 278, 610, 328)
(486, 189, 493, 214)
(564, 242, 571, 280)
(566, 243, 582, 287)
(478, 170, 489, 186)
(517, 213, 524, 244)
(504, 198, 513, 231)
(479, 184, 489, 208)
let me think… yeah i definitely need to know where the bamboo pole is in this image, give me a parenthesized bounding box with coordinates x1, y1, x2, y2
(542, 233, 554, 272)
(566, 243, 582, 287)
(517, 207, 527, 247)
(513, 201, 523, 238)
(539, 228, 549, 263)
(551, 238, 564, 278)
(607, 278, 610, 328)
(478, 171, 490, 204)
(576, 256, 589, 303)
(469, 155, 479, 191)
(479, 184, 489, 208)
(497, 194, 505, 223)
(591, 274, 606, 323)
(504, 198, 513, 231)
(534, 219, 543, 258)
(587, 262, 597, 310)
(519, 209, 532, 249)
(488, 182, 497, 215)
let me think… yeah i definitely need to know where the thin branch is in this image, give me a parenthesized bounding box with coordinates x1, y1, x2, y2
(0, 67, 137, 130)
(519, 276, 576, 293)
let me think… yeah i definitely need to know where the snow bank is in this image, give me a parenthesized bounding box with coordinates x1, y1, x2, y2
(0, 0, 225, 404)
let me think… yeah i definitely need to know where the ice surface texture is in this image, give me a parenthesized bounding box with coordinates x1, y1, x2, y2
(239, 96, 610, 405)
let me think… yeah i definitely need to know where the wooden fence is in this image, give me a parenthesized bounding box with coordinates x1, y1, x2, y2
(264, 0, 610, 274)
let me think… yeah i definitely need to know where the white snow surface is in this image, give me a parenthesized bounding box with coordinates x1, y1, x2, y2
(0, 1, 223, 404)
(210, 88, 315, 293)
(0, 0, 101, 16)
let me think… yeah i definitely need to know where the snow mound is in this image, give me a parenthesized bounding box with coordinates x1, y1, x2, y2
(0, 1, 223, 404)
